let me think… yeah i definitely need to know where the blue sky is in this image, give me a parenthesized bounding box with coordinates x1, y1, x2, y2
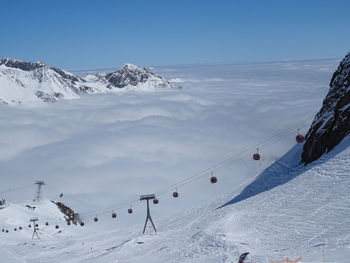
(1, 0, 349, 69)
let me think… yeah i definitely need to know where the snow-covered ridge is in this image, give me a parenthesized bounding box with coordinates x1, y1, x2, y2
(0, 58, 177, 105)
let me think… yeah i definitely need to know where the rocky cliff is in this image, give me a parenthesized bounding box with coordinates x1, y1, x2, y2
(302, 52, 350, 164)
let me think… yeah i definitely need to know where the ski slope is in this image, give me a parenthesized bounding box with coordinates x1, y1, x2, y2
(0, 136, 349, 262)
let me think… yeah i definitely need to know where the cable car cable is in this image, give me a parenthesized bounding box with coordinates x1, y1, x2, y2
(78, 115, 314, 219)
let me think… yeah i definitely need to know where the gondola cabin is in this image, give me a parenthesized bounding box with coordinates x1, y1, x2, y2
(112, 212, 117, 218)
(153, 198, 159, 204)
(128, 208, 133, 214)
(253, 153, 260, 160)
(94, 217, 98, 222)
(253, 148, 261, 160)
(173, 191, 179, 198)
(296, 134, 305, 143)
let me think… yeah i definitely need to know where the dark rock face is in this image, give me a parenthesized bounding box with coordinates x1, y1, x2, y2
(302, 52, 350, 164)
(51, 200, 82, 225)
(104, 64, 151, 88)
(0, 58, 42, 71)
(35, 91, 64, 102)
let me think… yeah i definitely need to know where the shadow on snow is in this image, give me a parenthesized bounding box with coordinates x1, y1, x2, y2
(219, 136, 350, 208)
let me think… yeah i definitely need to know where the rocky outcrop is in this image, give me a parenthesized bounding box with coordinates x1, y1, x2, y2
(35, 91, 64, 102)
(51, 200, 82, 225)
(302, 52, 350, 164)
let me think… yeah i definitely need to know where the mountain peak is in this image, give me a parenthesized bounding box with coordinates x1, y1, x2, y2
(123, 63, 139, 70)
(103, 64, 174, 89)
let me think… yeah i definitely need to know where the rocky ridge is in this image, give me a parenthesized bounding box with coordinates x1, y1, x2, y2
(302, 52, 350, 164)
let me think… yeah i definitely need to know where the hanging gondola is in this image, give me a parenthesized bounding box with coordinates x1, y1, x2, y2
(35, 224, 39, 228)
(5, 230, 8, 233)
(172, 191, 179, 198)
(55, 225, 59, 229)
(14, 228, 17, 231)
(128, 207, 133, 214)
(59, 193, 64, 198)
(45, 222, 49, 226)
(253, 148, 261, 161)
(28, 224, 31, 228)
(210, 172, 217, 184)
(153, 198, 159, 204)
(67, 221, 71, 226)
(1, 229, 4, 232)
(112, 212, 117, 218)
(19, 226, 22, 230)
(94, 216, 98, 222)
(80, 222, 85, 226)
(295, 129, 305, 143)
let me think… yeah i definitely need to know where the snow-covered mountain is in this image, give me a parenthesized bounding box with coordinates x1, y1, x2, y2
(101, 63, 176, 90)
(0, 58, 176, 104)
(302, 52, 350, 164)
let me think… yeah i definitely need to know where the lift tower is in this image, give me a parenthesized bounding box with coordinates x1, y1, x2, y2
(33, 181, 45, 203)
(30, 218, 40, 239)
(140, 194, 157, 234)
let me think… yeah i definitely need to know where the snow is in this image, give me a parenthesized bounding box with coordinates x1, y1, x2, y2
(0, 64, 81, 103)
(0, 58, 349, 262)
(1, 140, 350, 262)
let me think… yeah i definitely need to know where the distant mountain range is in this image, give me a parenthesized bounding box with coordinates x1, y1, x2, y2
(0, 58, 177, 104)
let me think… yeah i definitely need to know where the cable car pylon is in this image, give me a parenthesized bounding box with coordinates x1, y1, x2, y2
(140, 194, 157, 234)
(30, 218, 40, 239)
